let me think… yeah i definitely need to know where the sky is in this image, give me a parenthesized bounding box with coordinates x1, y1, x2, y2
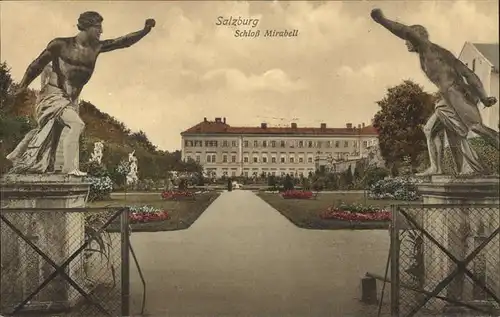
(1, 0, 498, 151)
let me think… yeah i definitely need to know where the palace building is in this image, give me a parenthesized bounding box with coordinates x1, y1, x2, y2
(180, 117, 379, 178)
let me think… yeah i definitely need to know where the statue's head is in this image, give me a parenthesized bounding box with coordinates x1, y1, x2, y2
(78, 11, 103, 41)
(406, 25, 429, 52)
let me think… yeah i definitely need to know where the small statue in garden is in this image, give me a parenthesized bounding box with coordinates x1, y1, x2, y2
(89, 141, 104, 165)
(126, 151, 138, 185)
(371, 8, 499, 176)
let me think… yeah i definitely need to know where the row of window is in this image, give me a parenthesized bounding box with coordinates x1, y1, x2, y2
(204, 168, 315, 178)
(185, 139, 372, 148)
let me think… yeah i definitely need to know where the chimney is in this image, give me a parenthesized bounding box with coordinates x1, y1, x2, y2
(291, 123, 297, 129)
(215, 117, 222, 123)
(261, 122, 267, 129)
(223, 117, 226, 124)
(346, 123, 353, 129)
(362, 122, 365, 128)
(204, 117, 207, 122)
(320, 123, 326, 129)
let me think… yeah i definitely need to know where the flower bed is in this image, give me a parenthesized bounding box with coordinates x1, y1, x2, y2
(161, 190, 195, 200)
(320, 203, 391, 221)
(129, 206, 170, 223)
(281, 190, 313, 199)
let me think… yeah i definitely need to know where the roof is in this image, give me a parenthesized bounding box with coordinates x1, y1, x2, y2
(181, 120, 378, 136)
(472, 43, 499, 70)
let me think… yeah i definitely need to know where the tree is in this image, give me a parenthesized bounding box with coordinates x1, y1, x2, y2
(373, 80, 436, 174)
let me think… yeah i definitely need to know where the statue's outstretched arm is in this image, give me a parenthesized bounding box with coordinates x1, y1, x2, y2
(100, 19, 155, 53)
(370, 9, 427, 48)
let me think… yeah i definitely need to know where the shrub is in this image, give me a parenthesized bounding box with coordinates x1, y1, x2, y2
(85, 176, 114, 202)
(368, 176, 422, 201)
(283, 174, 294, 191)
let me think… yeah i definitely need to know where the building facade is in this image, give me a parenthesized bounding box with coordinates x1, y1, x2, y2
(180, 117, 379, 178)
(458, 42, 499, 131)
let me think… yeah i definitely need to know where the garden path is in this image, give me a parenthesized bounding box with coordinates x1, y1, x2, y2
(129, 190, 390, 316)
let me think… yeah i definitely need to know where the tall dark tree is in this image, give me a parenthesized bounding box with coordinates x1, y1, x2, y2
(372, 80, 436, 174)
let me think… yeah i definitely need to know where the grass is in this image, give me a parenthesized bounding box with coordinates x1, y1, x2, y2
(89, 191, 220, 232)
(257, 192, 421, 230)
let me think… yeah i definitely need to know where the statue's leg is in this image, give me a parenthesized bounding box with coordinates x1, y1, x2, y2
(416, 112, 445, 176)
(59, 107, 87, 176)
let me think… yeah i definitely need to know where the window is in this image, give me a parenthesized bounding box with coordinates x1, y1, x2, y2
(344, 141, 349, 147)
(185, 155, 191, 161)
(271, 157, 276, 163)
(290, 157, 295, 163)
(281, 157, 285, 163)
(263, 141, 267, 147)
(206, 155, 211, 163)
(244, 141, 249, 147)
(308, 157, 313, 163)
(298, 141, 304, 148)
(184, 140, 192, 147)
(280, 141, 286, 147)
(299, 157, 304, 163)
(353, 141, 357, 148)
(253, 157, 258, 163)
(231, 170, 236, 177)
(317, 141, 322, 148)
(223, 140, 228, 147)
(308, 141, 313, 148)
(232, 141, 237, 147)
(244, 171, 249, 177)
(244, 157, 249, 163)
(363, 141, 368, 148)
(211, 154, 216, 162)
(335, 141, 340, 148)
(254, 140, 259, 147)
(231, 155, 236, 163)
(196, 155, 200, 163)
(271, 141, 276, 147)
(262, 157, 268, 163)
(326, 141, 331, 148)
(223, 155, 228, 163)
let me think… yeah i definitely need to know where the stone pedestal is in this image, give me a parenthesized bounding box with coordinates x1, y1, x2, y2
(417, 175, 500, 315)
(0, 174, 90, 314)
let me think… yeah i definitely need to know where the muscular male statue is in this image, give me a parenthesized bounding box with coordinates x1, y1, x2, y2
(7, 11, 155, 176)
(371, 8, 499, 176)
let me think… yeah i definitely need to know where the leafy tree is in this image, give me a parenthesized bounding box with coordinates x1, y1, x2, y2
(373, 80, 436, 174)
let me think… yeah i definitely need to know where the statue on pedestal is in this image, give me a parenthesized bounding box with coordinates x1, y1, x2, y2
(89, 141, 104, 165)
(6, 11, 156, 176)
(126, 151, 138, 185)
(370, 8, 499, 176)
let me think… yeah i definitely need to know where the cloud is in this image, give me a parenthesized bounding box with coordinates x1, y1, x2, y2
(202, 68, 306, 93)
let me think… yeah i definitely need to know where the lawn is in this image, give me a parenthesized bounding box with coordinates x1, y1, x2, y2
(89, 191, 220, 232)
(257, 192, 421, 230)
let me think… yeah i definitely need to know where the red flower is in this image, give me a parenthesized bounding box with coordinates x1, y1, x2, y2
(281, 190, 313, 199)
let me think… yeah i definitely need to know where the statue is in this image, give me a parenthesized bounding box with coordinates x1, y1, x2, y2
(370, 8, 499, 176)
(89, 141, 104, 165)
(126, 151, 138, 185)
(6, 11, 156, 176)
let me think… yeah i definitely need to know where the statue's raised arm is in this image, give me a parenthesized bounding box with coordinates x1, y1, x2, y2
(370, 8, 429, 50)
(99, 18, 156, 53)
